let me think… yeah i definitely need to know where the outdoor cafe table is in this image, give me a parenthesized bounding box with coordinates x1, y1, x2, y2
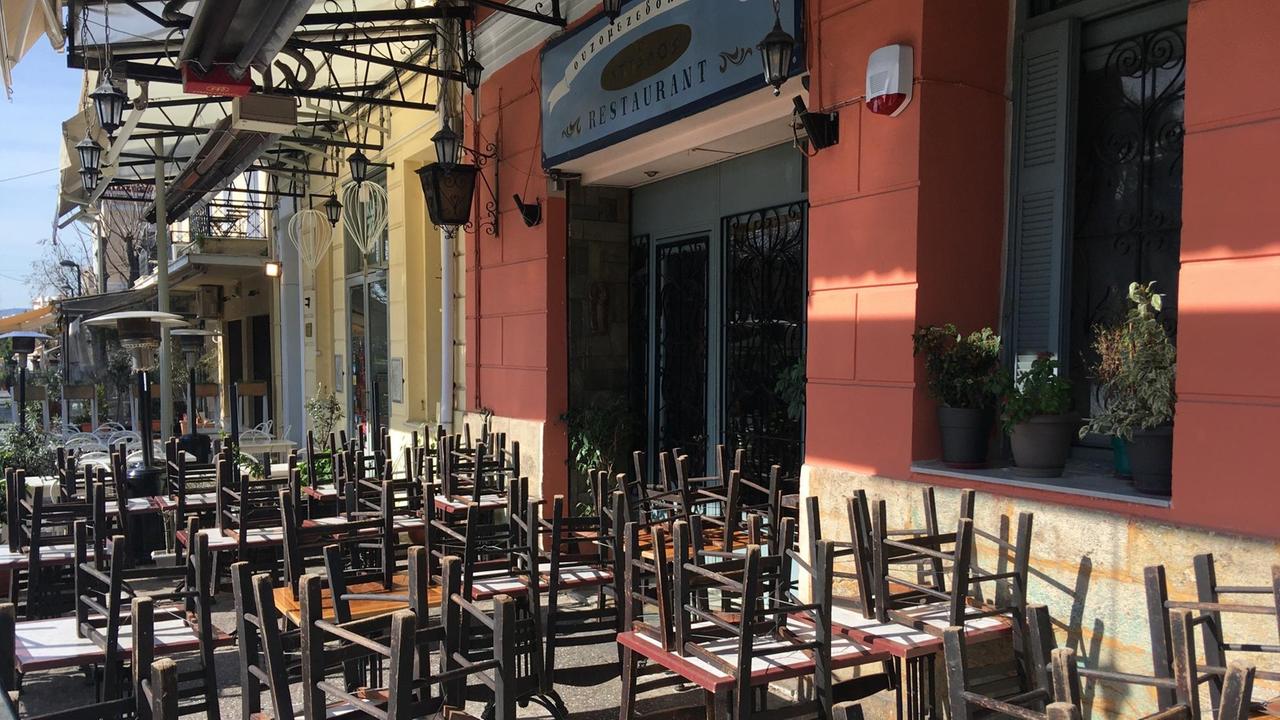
(814, 600, 1014, 720)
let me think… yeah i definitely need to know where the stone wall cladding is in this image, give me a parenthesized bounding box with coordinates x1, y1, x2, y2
(803, 463, 1280, 718)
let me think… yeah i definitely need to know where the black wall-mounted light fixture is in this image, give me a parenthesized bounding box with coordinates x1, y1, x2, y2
(513, 194, 542, 227)
(417, 163, 479, 228)
(792, 96, 839, 152)
(758, 0, 796, 96)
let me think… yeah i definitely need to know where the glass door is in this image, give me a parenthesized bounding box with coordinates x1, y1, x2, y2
(347, 271, 389, 441)
(650, 236, 710, 475)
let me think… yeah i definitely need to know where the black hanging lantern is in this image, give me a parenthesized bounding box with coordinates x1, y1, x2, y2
(603, 0, 622, 20)
(416, 163, 478, 228)
(431, 119, 463, 168)
(463, 56, 484, 92)
(323, 192, 342, 227)
(75, 134, 103, 174)
(758, 3, 796, 96)
(90, 75, 128, 137)
(80, 167, 101, 193)
(347, 150, 370, 185)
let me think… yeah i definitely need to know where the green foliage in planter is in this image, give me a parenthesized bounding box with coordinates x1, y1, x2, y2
(298, 456, 333, 488)
(1081, 282, 1177, 441)
(999, 355, 1072, 434)
(912, 324, 1003, 410)
(562, 396, 631, 478)
(305, 385, 343, 443)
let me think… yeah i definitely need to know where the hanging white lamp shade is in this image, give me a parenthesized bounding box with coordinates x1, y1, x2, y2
(340, 180, 389, 257)
(287, 208, 335, 269)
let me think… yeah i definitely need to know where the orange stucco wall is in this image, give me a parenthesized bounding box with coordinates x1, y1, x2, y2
(805, 0, 1280, 540)
(468, 48, 570, 499)
(804, 0, 1008, 479)
(1170, 0, 1280, 537)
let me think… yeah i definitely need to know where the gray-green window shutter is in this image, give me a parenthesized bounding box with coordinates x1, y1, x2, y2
(1010, 18, 1078, 375)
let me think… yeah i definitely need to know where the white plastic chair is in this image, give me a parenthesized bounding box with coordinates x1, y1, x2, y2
(107, 430, 143, 448)
(239, 428, 272, 444)
(66, 435, 108, 453)
(94, 422, 127, 442)
(77, 451, 111, 471)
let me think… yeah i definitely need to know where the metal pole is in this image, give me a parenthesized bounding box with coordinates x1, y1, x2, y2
(437, 10, 461, 433)
(95, 212, 107, 294)
(155, 143, 174, 445)
(440, 227, 456, 431)
(17, 361, 27, 434)
(139, 370, 154, 467)
(362, 255, 372, 442)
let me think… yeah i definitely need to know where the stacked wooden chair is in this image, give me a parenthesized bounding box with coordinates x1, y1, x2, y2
(0, 600, 182, 720)
(295, 555, 521, 720)
(947, 602, 1257, 720)
(1144, 555, 1278, 716)
(526, 494, 619, 689)
(4, 468, 96, 619)
(72, 514, 223, 718)
(619, 515, 890, 718)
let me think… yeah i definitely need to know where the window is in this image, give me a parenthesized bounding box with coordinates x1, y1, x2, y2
(1007, 0, 1185, 433)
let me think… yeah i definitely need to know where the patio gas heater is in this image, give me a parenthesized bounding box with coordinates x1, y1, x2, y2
(170, 328, 219, 463)
(84, 311, 187, 494)
(0, 331, 52, 433)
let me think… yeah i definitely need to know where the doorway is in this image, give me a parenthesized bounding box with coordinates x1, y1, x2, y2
(631, 143, 807, 478)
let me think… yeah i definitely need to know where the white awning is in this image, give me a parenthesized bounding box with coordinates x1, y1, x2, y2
(1, 0, 64, 97)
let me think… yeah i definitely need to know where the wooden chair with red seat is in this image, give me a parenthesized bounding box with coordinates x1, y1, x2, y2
(620, 514, 887, 719)
(442, 543, 563, 720)
(0, 599, 183, 720)
(5, 469, 96, 620)
(528, 494, 619, 688)
(79, 516, 221, 719)
(1144, 557, 1278, 716)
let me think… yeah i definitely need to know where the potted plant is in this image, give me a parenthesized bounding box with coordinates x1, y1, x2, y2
(1000, 355, 1078, 477)
(913, 324, 1003, 466)
(1081, 282, 1177, 494)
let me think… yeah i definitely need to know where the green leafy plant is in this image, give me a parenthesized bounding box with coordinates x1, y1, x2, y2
(0, 426, 57, 477)
(1080, 282, 1177, 441)
(912, 324, 1003, 409)
(562, 396, 631, 478)
(305, 384, 343, 441)
(999, 354, 1073, 434)
(774, 361, 806, 422)
(298, 456, 333, 488)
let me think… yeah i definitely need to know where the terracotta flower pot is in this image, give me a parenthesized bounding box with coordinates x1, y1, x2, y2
(1010, 413, 1080, 478)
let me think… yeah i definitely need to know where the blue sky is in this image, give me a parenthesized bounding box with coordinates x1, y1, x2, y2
(0, 43, 82, 309)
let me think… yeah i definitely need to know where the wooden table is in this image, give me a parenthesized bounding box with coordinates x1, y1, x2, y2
(821, 599, 1013, 720)
(272, 572, 442, 625)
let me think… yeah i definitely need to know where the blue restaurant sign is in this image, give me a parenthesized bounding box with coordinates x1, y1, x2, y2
(540, 0, 804, 168)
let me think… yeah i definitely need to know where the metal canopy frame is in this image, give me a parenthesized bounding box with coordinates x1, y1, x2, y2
(59, 1, 566, 220)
